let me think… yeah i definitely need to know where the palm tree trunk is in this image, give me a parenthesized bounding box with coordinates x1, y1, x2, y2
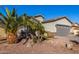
(7, 32, 16, 44)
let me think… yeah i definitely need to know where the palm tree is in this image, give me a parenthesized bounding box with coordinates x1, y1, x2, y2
(20, 14, 45, 43)
(0, 7, 45, 44)
(0, 8, 19, 44)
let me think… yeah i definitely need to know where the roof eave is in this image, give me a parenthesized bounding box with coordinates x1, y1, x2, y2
(42, 17, 73, 24)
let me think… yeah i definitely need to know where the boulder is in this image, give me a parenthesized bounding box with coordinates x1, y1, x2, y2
(65, 42, 74, 50)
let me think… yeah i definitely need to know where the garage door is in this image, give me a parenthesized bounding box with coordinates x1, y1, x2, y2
(56, 25, 70, 36)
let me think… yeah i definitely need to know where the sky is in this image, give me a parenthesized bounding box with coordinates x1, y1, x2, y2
(0, 5, 79, 23)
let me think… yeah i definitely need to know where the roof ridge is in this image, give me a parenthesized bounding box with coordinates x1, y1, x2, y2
(42, 16, 73, 24)
(46, 16, 67, 21)
(34, 14, 44, 19)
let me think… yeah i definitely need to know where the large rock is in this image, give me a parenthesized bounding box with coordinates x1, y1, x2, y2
(65, 42, 74, 50)
(46, 31, 54, 38)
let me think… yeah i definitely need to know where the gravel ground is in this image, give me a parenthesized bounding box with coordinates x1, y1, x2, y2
(0, 36, 79, 54)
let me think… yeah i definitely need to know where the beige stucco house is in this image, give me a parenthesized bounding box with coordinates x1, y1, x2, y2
(34, 15, 74, 36)
(42, 17, 73, 36)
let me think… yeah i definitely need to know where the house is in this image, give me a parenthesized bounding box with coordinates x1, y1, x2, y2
(34, 15, 44, 22)
(41, 17, 73, 36)
(33, 15, 44, 23)
(34, 15, 79, 36)
(70, 23, 79, 36)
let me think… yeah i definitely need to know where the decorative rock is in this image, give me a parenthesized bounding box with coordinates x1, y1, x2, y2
(65, 43, 73, 50)
(26, 40, 34, 47)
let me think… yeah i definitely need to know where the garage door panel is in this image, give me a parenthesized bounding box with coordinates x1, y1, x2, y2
(56, 25, 70, 36)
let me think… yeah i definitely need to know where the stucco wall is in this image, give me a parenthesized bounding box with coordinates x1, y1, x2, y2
(0, 27, 6, 39)
(42, 18, 72, 33)
(43, 22, 56, 32)
(35, 17, 44, 22)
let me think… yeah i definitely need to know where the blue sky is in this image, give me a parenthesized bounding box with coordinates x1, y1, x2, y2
(0, 5, 79, 23)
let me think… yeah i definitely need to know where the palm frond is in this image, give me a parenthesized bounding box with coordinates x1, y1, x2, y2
(11, 8, 16, 17)
(6, 8, 11, 17)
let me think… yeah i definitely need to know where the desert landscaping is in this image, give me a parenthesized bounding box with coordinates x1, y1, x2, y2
(0, 7, 79, 54)
(0, 35, 79, 54)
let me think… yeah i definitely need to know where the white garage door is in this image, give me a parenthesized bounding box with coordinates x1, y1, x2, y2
(56, 25, 70, 36)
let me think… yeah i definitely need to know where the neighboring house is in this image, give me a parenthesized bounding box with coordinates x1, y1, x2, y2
(42, 17, 73, 36)
(70, 23, 79, 36)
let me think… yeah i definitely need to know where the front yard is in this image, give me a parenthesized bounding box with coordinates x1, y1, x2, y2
(0, 35, 79, 54)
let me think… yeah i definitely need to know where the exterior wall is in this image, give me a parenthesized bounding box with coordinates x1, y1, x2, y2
(42, 18, 72, 33)
(70, 28, 74, 34)
(43, 22, 56, 32)
(70, 27, 76, 34)
(35, 17, 44, 23)
(70, 23, 79, 34)
(0, 27, 6, 39)
(30, 18, 38, 23)
(73, 30, 79, 36)
(70, 26, 79, 36)
(53, 18, 72, 26)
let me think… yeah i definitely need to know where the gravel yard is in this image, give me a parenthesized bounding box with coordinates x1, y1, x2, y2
(0, 35, 79, 54)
